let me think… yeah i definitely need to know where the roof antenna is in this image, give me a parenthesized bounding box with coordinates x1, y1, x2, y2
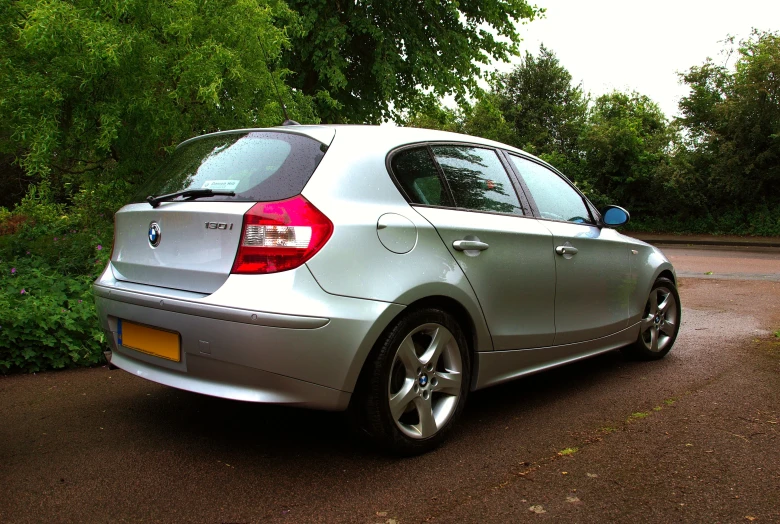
(258, 37, 300, 126)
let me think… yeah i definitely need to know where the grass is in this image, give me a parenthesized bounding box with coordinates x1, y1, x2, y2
(558, 447, 578, 456)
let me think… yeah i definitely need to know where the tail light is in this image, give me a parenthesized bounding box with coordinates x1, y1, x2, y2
(231, 195, 333, 274)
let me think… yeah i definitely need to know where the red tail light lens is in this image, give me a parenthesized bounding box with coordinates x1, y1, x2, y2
(231, 195, 333, 274)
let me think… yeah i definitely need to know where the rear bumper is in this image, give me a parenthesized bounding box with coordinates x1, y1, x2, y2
(105, 348, 352, 410)
(94, 264, 404, 410)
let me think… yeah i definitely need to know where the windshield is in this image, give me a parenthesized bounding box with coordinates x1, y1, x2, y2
(134, 131, 327, 203)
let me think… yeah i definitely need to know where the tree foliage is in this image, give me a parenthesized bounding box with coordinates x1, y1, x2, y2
(494, 45, 587, 157)
(283, 0, 541, 123)
(409, 36, 780, 235)
(677, 30, 780, 206)
(0, 0, 315, 202)
(580, 91, 671, 213)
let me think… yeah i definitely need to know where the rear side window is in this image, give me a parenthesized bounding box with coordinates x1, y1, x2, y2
(134, 131, 326, 203)
(391, 147, 453, 206)
(431, 146, 522, 215)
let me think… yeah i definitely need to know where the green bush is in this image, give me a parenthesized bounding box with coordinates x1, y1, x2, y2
(0, 196, 113, 373)
(628, 205, 780, 237)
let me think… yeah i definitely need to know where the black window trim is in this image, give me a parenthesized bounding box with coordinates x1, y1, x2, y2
(386, 141, 532, 219)
(503, 151, 600, 226)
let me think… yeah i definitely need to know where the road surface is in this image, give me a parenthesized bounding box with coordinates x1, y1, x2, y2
(1, 247, 779, 522)
(660, 245, 780, 282)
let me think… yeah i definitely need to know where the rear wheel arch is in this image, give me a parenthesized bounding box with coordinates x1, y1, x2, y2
(352, 295, 481, 400)
(404, 296, 479, 388)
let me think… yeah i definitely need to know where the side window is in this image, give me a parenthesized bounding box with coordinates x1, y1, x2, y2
(431, 146, 522, 215)
(390, 148, 453, 206)
(509, 155, 593, 224)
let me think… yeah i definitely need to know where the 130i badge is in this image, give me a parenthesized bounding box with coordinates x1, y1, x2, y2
(205, 222, 233, 230)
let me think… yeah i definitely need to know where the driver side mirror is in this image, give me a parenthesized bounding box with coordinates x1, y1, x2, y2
(601, 205, 630, 227)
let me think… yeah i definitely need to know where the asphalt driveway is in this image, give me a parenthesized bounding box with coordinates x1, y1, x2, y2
(1, 248, 779, 523)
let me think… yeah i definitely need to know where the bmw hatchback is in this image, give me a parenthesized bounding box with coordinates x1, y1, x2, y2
(94, 125, 681, 454)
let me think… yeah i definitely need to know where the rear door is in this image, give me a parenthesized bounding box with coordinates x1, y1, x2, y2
(391, 144, 556, 350)
(506, 154, 631, 345)
(112, 130, 331, 293)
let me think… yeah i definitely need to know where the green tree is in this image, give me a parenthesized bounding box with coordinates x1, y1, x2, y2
(580, 91, 671, 213)
(0, 0, 314, 202)
(460, 94, 516, 146)
(282, 0, 542, 124)
(493, 45, 587, 158)
(402, 99, 463, 133)
(677, 30, 780, 207)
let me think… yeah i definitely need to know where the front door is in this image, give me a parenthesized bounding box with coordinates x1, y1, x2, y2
(507, 154, 632, 345)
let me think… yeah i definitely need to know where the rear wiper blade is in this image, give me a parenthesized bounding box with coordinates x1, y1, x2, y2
(146, 189, 235, 208)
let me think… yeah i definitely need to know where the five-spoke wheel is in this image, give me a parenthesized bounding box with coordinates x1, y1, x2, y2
(388, 323, 463, 439)
(639, 284, 678, 353)
(625, 277, 681, 360)
(353, 308, 470, 455)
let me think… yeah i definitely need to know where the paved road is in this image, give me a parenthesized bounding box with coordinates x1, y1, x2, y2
(1, 249, 779, 523)
(660, 245, 780, 282)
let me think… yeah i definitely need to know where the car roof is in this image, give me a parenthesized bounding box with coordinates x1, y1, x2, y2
(176, 124, 540, 163)
(291, 124, 532, 155)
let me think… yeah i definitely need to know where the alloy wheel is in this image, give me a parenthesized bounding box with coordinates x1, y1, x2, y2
(639, 285, 679, 353)
(387, 323, 463, 439)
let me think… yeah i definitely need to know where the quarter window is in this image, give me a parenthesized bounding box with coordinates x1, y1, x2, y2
(391, 148, 453, 206)
(431, 146, 522, 215)
(508, 155, 593, 224)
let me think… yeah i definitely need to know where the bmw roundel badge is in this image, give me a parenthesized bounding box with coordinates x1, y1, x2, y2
(148, 222, 161, 248)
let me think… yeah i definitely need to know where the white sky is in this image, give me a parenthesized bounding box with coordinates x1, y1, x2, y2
(496, 0, 780, 118)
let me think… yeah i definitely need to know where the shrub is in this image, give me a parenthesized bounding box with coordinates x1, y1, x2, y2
(0, 197, 113, 373)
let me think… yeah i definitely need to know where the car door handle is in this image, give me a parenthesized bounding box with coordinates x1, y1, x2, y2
(555, 245, 578, 256)
(453, 240, 489, 251)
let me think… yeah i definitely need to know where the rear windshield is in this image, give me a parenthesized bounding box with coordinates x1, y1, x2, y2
(133, 131, 327, 203)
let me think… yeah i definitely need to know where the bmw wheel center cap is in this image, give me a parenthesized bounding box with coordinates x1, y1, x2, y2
(148, 222, 161, 247)
(419, 374, 429, 387)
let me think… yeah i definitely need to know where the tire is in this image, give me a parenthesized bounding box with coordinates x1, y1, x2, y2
(623, 277, 681, 360)
(352, 308, 471, 455)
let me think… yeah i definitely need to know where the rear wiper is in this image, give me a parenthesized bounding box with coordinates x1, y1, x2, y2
(146, 189, 235, 208)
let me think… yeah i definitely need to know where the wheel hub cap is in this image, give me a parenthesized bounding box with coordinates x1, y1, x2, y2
(418, 374, 429, 387)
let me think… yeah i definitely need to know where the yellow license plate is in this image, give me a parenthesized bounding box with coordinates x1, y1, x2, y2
(118, 320, 181, 362)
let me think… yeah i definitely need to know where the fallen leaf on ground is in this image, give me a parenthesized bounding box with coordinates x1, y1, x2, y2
(529, 505, 546, 514)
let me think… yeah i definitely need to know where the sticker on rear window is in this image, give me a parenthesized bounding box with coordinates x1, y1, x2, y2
(202, 180, 240, 190)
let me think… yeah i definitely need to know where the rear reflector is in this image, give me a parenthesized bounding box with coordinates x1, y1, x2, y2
(231, 196, 333, 274)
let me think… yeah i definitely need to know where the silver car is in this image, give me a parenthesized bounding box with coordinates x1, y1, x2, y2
(94, 125, 681, 454)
